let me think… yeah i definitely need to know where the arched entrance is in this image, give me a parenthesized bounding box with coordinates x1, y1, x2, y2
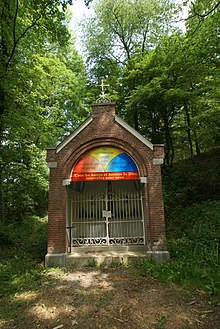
(66, 146, 146, 252)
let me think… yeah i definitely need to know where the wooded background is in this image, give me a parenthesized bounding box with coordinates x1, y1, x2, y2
(0, 0, 219, 222)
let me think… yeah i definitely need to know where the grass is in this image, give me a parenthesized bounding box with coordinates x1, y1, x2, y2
(0, 216, 47, 299)
(156, 315, 167, 329)
(137, 200, 220, 295)
(0, 216, 67, 324)
(151, 150, 220, 295)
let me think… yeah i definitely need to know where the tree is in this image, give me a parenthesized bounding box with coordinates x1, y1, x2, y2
(1, 46, 89, 221)
(124, 11, 220, 165)
(80, 0, 219, 166)
(183, 0, 219, 149)
(81, 0, 180, 80)
(0, 0, 90, 222)
(0, 0, 73, 115)
(80, 0, 182, 137)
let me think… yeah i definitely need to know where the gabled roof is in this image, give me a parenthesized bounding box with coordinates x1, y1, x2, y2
(115, 116, 153, 150)
(56, 112, 154, 154)
(56, 116, 93, 153)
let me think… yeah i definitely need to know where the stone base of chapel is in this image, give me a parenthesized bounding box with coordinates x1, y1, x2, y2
(45, 246, 170, 267)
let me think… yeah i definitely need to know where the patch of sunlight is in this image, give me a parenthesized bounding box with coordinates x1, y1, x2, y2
(59, 271, 112, 288)
(46, 268, 66, 276)
(14, 291, 38, 301)
(29, 303, 74, 320)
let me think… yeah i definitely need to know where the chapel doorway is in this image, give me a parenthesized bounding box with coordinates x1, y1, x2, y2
(66, 180, 145, 252)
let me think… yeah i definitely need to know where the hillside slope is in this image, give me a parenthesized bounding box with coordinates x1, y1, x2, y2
(153, 149, 220, 293)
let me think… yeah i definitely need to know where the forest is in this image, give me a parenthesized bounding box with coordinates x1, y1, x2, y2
(0, 0, 220, 315)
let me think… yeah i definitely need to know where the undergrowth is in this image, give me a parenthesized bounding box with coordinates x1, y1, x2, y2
(138, 148, 220, 295)
(138, 201, 220, 294)
(0, 216, 48, 298)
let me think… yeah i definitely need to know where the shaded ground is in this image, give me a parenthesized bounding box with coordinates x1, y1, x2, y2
(0, 267, 219, 329)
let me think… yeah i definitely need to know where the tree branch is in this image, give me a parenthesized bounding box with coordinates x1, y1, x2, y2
(5, 1, 51, 71)
(188, 1, 220, 20)
(110, 8, 132, 60)
(13, 0, 19, 46)
(141, 23, 149, 55)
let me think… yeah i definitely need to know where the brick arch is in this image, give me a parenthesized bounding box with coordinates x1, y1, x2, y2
(62, 138, 151, 181)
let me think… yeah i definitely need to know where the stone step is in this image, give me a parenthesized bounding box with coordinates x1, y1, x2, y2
(69, 245, 149, 253)
(66, 251, 147, 266)
(45, 250, 170, 267)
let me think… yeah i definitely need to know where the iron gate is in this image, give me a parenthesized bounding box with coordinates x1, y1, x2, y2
(67, 187, 145, 251)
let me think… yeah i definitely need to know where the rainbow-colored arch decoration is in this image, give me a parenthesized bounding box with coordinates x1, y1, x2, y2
(71, 147, 139, 181)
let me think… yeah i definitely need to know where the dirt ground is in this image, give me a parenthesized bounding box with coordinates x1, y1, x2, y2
(1, 267, 219, 329)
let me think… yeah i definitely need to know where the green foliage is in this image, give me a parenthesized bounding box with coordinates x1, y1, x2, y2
(0, 0, 90, 222)
(81, 0, 180, 90)
(138, 251, 220, 295)
(81, 0, 220, 166)
(0, 216, 48, 259)
(0, 216, 48, 297)
(1, 147, 49, 220)
(138, 203, 220, 293)
(138, 150, 220, 294)
(0, 254, 42, 297)
(166, 200, 220, 294)
(83, 0, 180, 61)
(124, 22, 220, 163)
(163, 148, 220, 208)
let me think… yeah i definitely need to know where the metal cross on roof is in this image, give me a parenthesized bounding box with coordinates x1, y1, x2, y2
(99, 80, 109, 94)
(96, 79, 110, 103)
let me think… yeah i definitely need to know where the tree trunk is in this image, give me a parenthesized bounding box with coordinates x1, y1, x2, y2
(0, 166, 5, 223)
(184, 102, 194, 158)
(194, 129, 201, 156)
(161, 107, 174, 167)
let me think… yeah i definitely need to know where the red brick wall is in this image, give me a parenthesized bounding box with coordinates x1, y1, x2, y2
(47, 103, 167, 253)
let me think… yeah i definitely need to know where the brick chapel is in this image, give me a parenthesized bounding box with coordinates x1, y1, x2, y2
(45, 97, 169, 266)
